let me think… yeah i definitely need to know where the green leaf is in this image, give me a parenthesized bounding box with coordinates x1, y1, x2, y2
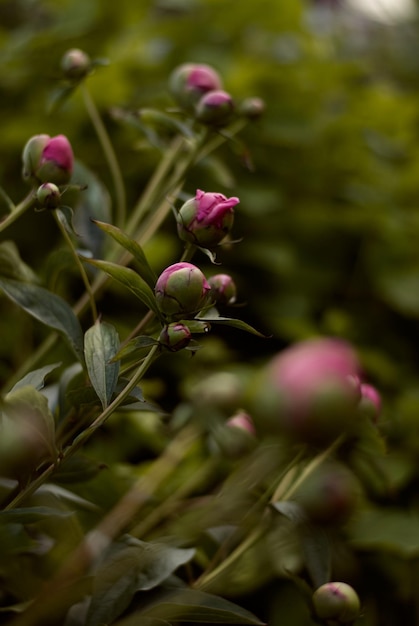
(86, 541, 195, 626)
(300, 526, 331, 589)
(0, 277, 84, 363)
(349, 508, 419, 558)
(93, 220, 157, 288)
(0, 241, 38, 282)
(198, 315, 266, 338)
(0, 507, 74, 524)
(86, 259, 161, 317)
(9, 362, 61, 393)
(84, 320, 120, 409)
(56, 206, 78, 238)
(139, 588, 265, 624)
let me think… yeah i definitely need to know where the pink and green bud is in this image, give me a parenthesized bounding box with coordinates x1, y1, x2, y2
(195, 90, 235, 126)
(312, 582, 361, 624)
(208, 274, 237, 305)
(169, 63, 222, 111)
(159, 322, 192, 351)
(226, 411, 256, 436)
(239, 97, 266, 120)
(256, 338, 361, 444)
(36, 183, 61, 210)
(22, 134, 74, 186)
(177, 189, 239, 248)
(358, 382, 382, 423)
(61, 48, 91, 80)
(154, 262, 210, 320)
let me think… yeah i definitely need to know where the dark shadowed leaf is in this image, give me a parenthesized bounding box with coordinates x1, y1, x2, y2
(0, 277, 84, 362)
(84, 320, 120, 409)
(86, 541, 195, 626)
(139, 588, 265, 624)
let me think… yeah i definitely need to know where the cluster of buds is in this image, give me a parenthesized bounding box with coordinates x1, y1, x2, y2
(169, 63, 235, 127)
(176, 189, 239, 248)
(22, 134, 74, 186)
(253, 337, 382, 445)
(154, 262, 211, 321)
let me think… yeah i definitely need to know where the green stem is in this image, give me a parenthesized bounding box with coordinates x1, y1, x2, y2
(0, 185, 16, 213)
(4, 343, 160, 510)
(125, 134, 186, 236)
(81, 83, 126, 228)
(53, 210, 98, 323)
(0, 190, 36, 234)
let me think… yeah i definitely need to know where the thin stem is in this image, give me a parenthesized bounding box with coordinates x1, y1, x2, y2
(125, 134, 186, 236)
(4, 343, 160, 511)
(0, 185, 16, 213)
(0, 190, 36, 234)
(81, 83, 126, 228)
(53, 210, 98, 323)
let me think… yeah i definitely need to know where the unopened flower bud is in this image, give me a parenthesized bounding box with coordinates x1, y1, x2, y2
(312, 582, 361, 624)
(208, 274, 237, 305)
(293, 461, 359, 526)
(36, 183, 61, 209)
(195, 90, 235, 126)
(169, 63, 222, 111)
(22, 134, 74, 185)
(177, 189, 239, 248)
(61, 48, 91, 80)
(239, 97, 265, 120)
(159, 323, 192, 351)
(254, 338, 361, 444)
(359, 383, 382, 423)
(155, 262, 210, 320)
(190, 372, 243, 413)
(226, 411, 256, 436)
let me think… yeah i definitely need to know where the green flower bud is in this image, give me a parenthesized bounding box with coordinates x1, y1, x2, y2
(61, 48, 91, 80)
(159, 323, 192, 351)
(293, 461, 359, 526)
(154, 262, 211, 320)
(239, 97, 265, 120)
(195, 90, 235, 126)
(36, 182, 61, 209)
(312, 582, 361, 624)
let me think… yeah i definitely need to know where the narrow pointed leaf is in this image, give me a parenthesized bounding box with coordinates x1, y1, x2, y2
(0, 277, 84, 362)
(86, 259, 160, 316)
(93, 220, 157, 288)
(84, 320, 120, 410)
(10, 362, 61, 393)
(198, 315, 266, 338)
(140, 588, 265, 624)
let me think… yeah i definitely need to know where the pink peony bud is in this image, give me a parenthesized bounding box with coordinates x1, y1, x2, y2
(159, 322, 192, 351)
(195, 89, 235, 126)
(208, 273, 237, 305)
(22, 134, 74, 186)
(226, 411, 256, 436)
(169, 63, 222, 111)
(257, 338, 361, 444)
(359, 382, 382, 423)
(177, 189, 239, 248)
(154, 262, 211, 320)
(239, 97, 266, 120)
